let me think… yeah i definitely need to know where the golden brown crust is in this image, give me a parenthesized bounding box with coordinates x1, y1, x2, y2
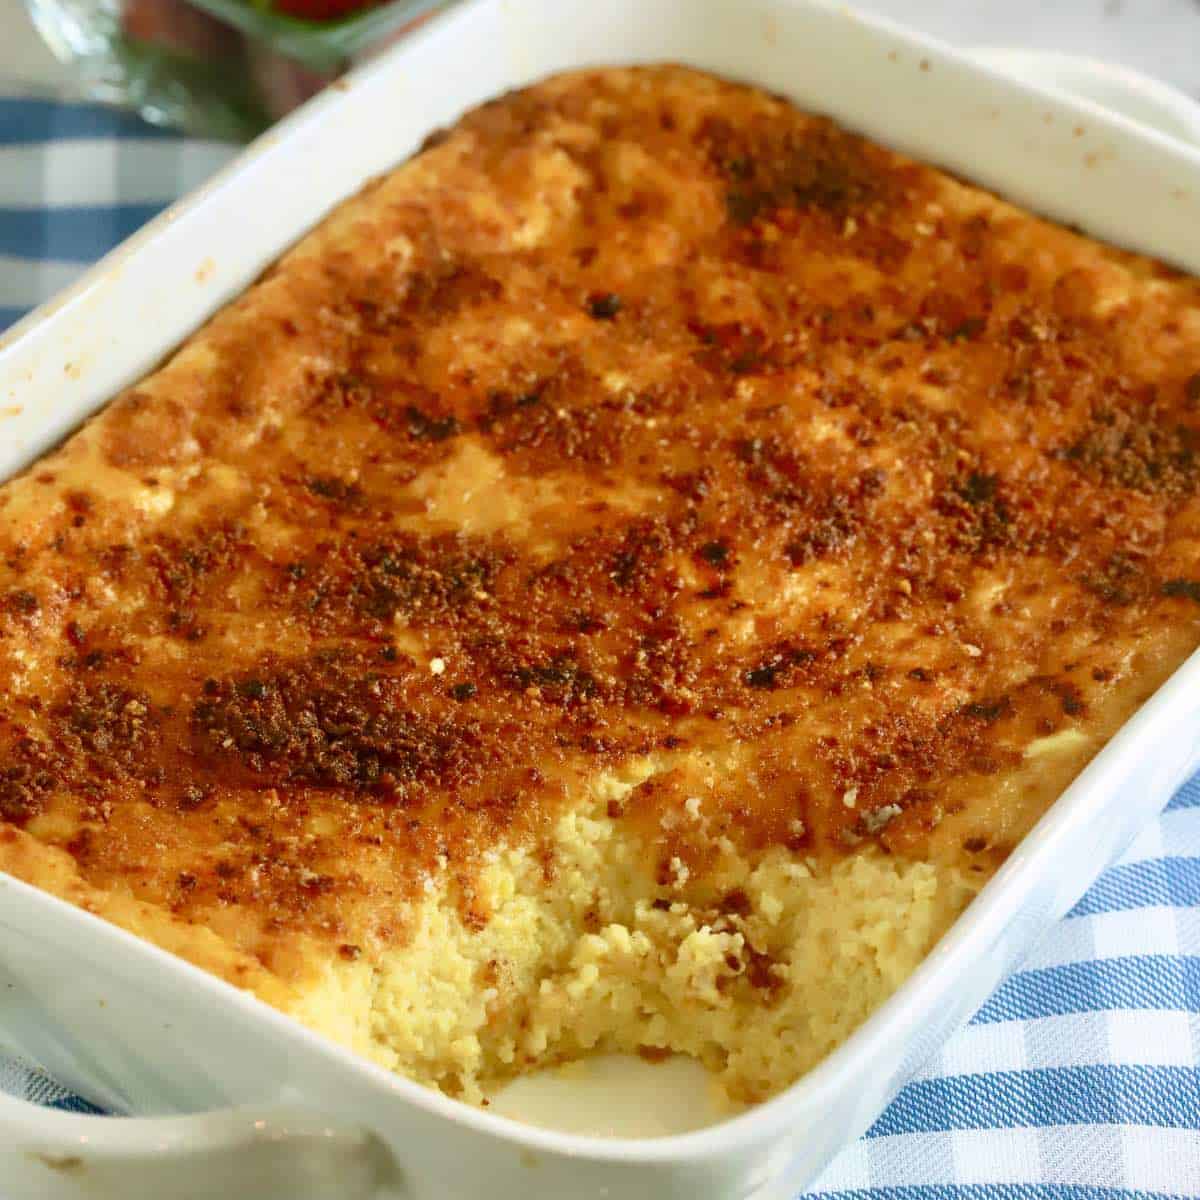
(2, 65, 1200, 990)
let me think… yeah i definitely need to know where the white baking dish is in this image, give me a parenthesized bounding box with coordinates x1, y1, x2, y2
(3, 2, 1200, 1197)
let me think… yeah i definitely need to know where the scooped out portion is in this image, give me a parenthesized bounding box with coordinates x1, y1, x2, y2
(2, 64, 1200, 1112)
(489, 1053, 726, 1138)
(288, 755, 978, 1105)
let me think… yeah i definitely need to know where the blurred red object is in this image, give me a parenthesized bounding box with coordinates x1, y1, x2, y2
(121, 0, 243, 57)
(271, 0, 382, 19)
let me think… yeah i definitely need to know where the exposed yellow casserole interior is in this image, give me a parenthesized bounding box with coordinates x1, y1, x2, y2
(2, 66, 1200, 1108)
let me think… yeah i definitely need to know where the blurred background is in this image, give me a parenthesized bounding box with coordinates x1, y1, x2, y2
(2, 0, 1199, 140)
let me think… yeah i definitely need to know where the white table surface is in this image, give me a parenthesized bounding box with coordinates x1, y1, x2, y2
(1, 0, 1199, 100)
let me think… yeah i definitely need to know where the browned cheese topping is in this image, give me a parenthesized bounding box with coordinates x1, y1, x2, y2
(2, 66, 1200, 977)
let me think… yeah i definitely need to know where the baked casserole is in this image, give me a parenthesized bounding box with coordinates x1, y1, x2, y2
(2, 65, 1199, 1109)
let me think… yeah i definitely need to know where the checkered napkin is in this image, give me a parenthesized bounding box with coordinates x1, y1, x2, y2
(2, 92, 1200, 1198)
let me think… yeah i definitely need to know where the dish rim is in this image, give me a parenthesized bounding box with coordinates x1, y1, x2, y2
(4, 0, 1200, 1167)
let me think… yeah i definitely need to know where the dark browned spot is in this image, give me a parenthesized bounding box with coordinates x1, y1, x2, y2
(636, 1044, 673, 1063)
(192, 657, 483, 798)
(958, 696, 1012, 723)
(743, 643, 816, 691)
(1162, 578, 1200, 604)
(405, 406, 462, 442)
(586, 292, 622, 320)
(1082, 553, 1147, 607)
(1061, 402, 1200, 498)
(702, 114, 883, 227)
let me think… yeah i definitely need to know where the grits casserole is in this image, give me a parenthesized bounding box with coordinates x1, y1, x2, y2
(2, 65, 1200, 1111)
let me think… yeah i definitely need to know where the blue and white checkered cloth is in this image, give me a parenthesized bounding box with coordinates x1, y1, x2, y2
(0, 91, 233, 328)
(2, 91, 1200, 1197)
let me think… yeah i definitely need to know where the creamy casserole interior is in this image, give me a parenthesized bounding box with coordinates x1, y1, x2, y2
(2, 66, 1200, 1108)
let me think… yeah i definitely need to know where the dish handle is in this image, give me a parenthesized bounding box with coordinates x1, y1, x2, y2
(0, 1093, 398, 1199)
(965, 47, 1200, 146)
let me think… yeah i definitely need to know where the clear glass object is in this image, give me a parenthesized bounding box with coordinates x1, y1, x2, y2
(186, 0, 445, 71)
(23, 0, 447, 140)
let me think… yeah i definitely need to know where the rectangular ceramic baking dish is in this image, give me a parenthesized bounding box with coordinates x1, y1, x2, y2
(3, 2, 1200, 1197)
